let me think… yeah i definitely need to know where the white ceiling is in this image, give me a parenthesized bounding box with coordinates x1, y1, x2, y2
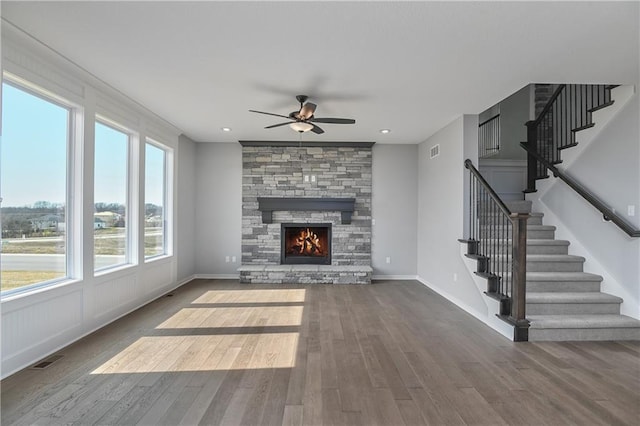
(2, 1, 638, 144)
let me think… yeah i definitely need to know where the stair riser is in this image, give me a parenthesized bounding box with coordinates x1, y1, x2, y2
(529, 328, 640, 341)
(527, 245, 568, 255)
(478, 216, 543, 226)
(527, 303, 620, 315)
(528, 229, 555, 239)
(477, 245, 568, 256)
(527, 281, 601, 292)
(527, 261, 584, 272)
(479, 228, 555, 239)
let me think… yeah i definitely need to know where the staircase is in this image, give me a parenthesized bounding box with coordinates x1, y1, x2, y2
(463, 83, 639, 341)
(503, 200, 640, 341)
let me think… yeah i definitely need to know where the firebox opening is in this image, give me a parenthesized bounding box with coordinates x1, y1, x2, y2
(281, 223, 331, 265)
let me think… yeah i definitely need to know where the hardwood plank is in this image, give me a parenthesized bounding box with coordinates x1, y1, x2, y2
(302, 352, 323, 426)
(259, 367, 291, 426)
(2, 279, 639, 426)
(281, 404, 303, 426)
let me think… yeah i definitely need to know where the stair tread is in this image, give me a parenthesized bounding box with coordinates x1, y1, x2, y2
(526, 272, 603, 281)
(527, 292, 623, 304)
(528, 314, 640, 329)
(484, 239, 569, 246)
(481, 224, 554, 229)
(527, 254, 584, 262)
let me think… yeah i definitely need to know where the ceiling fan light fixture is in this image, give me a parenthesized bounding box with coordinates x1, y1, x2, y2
(289, 122, 314, 133)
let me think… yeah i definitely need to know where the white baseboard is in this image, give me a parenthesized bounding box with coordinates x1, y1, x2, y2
(176, 274, 196, 287)
(193, 274, 240, 280)
(1, 276, 195, 380)
(415, 276, 513, 340)
(372, 275, 419, 281)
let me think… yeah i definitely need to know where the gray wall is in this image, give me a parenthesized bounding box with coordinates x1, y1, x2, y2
(371, 144, 418, 277)
(192, 142, 421, 278)
(417, 116, 488, 315)
(480, 85, 530, 161)
(540, 93, 640, 316)
(195, 143, 243, 276)
(176, 134, 197, 281)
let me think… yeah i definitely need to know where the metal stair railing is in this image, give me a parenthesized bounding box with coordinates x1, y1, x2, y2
(462, 159, 530, 341)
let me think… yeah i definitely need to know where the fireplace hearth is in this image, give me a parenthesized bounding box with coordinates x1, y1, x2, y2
(281, 223, 331, 265)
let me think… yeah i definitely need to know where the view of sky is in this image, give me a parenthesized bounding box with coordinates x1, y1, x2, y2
(95, 121, 127, 206)
(1, 82, 165, 209)
(1, 82, 68, 207)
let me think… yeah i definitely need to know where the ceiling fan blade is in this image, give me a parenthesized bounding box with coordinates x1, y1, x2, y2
(310, 124, 325, 134)
(311, 117, 356, 124)
(249, 110, 292, 119)
(299, 102, 317, 120)
(264, 122, 292, 129)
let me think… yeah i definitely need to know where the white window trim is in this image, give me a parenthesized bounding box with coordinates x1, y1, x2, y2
(1, 73, 83, 296)
(144, 138, 173, 262)
(93, 116, 138, 275)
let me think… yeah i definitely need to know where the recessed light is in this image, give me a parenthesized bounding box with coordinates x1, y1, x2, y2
(380, 129, 391, 134)
(221, 127, 232, 132)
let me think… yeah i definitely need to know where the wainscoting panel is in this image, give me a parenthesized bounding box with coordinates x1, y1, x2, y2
(142, 260, 175, 296)
(93, 273, 138, 320)
(1, 288, 83, 363)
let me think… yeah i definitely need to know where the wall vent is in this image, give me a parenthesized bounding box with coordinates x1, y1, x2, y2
(430, 144, 440, 159)
(30, 355, 63, 369)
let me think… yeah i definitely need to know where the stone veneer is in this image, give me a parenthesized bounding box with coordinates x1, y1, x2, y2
(240, 143, 373, 284)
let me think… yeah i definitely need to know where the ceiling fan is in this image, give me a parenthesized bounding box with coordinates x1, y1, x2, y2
(249, 95, 355, 134)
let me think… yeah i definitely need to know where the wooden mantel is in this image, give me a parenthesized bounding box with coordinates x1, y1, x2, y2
(257, 197, 356, 224)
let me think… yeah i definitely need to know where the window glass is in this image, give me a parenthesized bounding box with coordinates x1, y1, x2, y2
(94, 121, 129, 271)
(144, 142, 166, 258)
(1, 82, 70, 293)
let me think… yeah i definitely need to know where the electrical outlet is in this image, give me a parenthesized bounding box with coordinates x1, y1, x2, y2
(304, 175, 309, 182)
(628, 205, 636, 217)
(385, 256, 391, 264)
(372, 218, 376, 225)
(311, 175, 316, 182)
(453, 273, 458, 282)
(225, 256, 230, 263)
(232, 256, 236, 263)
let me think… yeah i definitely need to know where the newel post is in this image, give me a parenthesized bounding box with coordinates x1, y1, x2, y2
(525, 121, 538, 193)
(510, 213, 530, 341)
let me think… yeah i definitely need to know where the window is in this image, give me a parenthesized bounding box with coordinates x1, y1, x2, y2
(1, 81, 71, 294)
(144, 141, 169, 259)
(94, 120, 130, 272)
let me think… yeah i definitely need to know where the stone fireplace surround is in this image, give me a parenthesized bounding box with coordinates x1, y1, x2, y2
(238, 141, 374, 284)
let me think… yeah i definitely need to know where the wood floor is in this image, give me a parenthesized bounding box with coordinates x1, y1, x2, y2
(2, 280, 639, 425)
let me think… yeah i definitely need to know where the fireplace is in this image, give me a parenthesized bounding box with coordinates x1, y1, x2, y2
(281, 223, 332, 265)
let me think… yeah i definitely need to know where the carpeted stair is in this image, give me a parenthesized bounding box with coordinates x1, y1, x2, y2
(503, 200, 640, 341)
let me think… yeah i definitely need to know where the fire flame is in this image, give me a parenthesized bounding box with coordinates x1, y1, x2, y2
(291, 228, 323, 256)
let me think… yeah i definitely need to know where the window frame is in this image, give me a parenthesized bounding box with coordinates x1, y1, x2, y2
(1, 73, 81, 297)
(143, 138, 173, 262)
(93, 116, 137, 275)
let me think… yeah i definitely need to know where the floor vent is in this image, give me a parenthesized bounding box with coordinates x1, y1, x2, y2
(30, 355, 63, 370)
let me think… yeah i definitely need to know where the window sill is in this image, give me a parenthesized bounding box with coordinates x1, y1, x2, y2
(0, 277, 83, 304)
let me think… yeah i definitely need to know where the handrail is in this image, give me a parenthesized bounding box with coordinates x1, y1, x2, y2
(464, 159, 513, 218)
(520, 142, 640, 237)
(524, 84, 616, 192)
(464, 159, 530, 341)
(479, 113, 500, 127)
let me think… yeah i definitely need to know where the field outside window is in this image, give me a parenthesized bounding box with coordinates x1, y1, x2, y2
(94, 121, 130, 272)
(1, 81, 71, 294)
